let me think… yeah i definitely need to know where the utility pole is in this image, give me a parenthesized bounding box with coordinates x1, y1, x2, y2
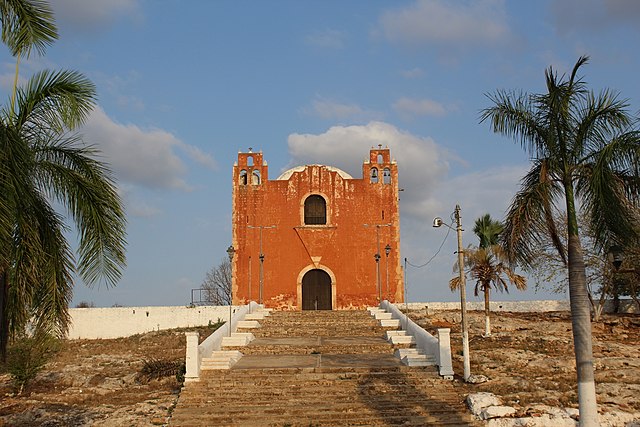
(433, 205, 470, 382)
(454, 204, 471, 382)
(247, 225, 276, 304)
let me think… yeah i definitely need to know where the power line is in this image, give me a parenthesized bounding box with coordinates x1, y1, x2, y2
(406, 218, 453, 269)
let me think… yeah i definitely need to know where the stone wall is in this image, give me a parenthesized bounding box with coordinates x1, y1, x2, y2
(67, 305, 235, 339)
(67, 299, 638, 339)
(403, 299, 638, 314)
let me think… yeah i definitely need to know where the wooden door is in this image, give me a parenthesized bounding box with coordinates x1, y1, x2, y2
(302, 269, 332, 310)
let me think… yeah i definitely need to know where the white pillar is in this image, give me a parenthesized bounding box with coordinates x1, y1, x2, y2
(437, 328, 454, 380)
(184, 332, 200, 382)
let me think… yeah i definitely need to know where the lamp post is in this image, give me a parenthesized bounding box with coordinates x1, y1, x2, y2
(374, 252, 381, 302)
(404, 257, 408, 311)
(364, 223, 391, 304)
(248, 255, 252, 302)
(433, 204, 470, 382)
(226, 245, 235, 337)
(385, 244, 391, 301)
(247, 225, 276, 304)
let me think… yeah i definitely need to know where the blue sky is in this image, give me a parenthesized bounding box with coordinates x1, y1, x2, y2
(2, 0, 639, 307)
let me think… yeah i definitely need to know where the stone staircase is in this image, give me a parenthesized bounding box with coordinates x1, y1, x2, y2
(170, 309, 476, 426)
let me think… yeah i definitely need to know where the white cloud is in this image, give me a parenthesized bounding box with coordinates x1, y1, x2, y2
(401, 163, 530, 302)
(81, 107, 215, 191)
(286, 122, 535, 302)
(304, 29, 346, 49)
(287, 121, 450, 222)
(180, 144, 217, 171)
(302, 96, 379, 121)
(51, 0, 141, 33)
(393, 97, 448, 118)
(379, 0, 510, 47)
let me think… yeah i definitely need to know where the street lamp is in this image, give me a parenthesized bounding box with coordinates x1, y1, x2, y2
(385, 244, 391, 301)
(433, 204, 471, 382)
(247, 225, 276, 304)
(374, 252, 381, 302)
(364, 223, 391, 305)
(226, 245, 235, 337)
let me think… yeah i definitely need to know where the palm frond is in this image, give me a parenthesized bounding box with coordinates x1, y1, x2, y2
(13, 69, 96, 134)
(0, 0, 57, 57)
(501, 160, 563, 266)
(33, 139, 127, 287)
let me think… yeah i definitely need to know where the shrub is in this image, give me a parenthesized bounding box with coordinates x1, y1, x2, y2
(136, 358, 186, 384)
(75, 301, 95, 308)
(6, 333, 60, 394)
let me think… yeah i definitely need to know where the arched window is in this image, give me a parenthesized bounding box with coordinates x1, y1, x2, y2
(239, 169, 248, 185)
(252, 170, 261, 185)
(370, 167, 379, 184)
(304, 195, 326, 225)
(377, 154, 383, 164)
(383, 168, 391, 184)
(247, 156, 254, 166)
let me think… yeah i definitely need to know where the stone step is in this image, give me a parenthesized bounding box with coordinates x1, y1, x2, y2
(379, 318, 400, 328)
(220, 332, 255, 347)
(394, 348, 437, 367)
(173, 309, 469, 426)
(236, 320, 261, 329)
(200, 350, 243, 370)
(388, 334, 415, 345)
(373, 311, 393, 320)
(243, 312, 266, 320)
(385, 330, 407, 338)
(170, 412, 474, 427)
(224, 344, 393, 355)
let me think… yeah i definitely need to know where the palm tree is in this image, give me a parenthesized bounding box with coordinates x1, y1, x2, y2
(480, 56, 640, 426)
(473, 213, 503, 248)
(450, 214, 526, 337)
(0, 0, 57, 115)
(0, 69, 127, 360)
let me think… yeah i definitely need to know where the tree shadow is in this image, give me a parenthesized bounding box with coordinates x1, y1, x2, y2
(356, 367, 476, 426)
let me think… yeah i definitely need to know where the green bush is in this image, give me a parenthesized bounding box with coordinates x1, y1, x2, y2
(137, 358, 186, 384)
(6, 333, 60, 394)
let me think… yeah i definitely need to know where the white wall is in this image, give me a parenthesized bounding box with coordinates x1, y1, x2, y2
(68, 305, 236, 339)
(68, 299, 637, 339)
(402, 299, 637, 314)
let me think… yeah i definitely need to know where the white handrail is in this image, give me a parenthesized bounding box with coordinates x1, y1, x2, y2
(381, 300, 453, 378)
(185, 301, 260, 381)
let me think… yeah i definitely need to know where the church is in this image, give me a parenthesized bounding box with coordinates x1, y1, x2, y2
(230, 146, 403, 310)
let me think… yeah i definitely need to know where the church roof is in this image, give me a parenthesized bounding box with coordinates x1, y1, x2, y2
(276, 165, 354, 181)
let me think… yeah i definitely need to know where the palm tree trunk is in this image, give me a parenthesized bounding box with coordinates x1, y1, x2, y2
(0, 270, 8, 362)
(565, 184, 599, 427)
(484, 283, 491, 337)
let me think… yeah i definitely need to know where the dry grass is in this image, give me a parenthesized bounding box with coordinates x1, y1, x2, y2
(410, 309, 640, 416)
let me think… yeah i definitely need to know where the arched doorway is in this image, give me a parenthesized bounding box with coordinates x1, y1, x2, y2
(302, 269, 332, 310)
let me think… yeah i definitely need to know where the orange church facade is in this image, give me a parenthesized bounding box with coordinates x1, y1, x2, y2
(230, 147, 403, 310)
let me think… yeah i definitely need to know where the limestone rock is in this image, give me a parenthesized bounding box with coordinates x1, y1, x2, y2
(480, 405, 516, 420)
(467, 374, 489, 384)
(467, 392, 502, 416)
(599, 411, 640, 427)
(486, 414, 576, 427)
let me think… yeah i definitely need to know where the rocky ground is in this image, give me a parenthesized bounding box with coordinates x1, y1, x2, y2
(0, 325, 218, 426)
(410, 309, 640, 425)
(0, 310, 638, 426)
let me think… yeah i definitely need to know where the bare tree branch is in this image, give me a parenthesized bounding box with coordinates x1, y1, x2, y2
(201, 258, 231, 305)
